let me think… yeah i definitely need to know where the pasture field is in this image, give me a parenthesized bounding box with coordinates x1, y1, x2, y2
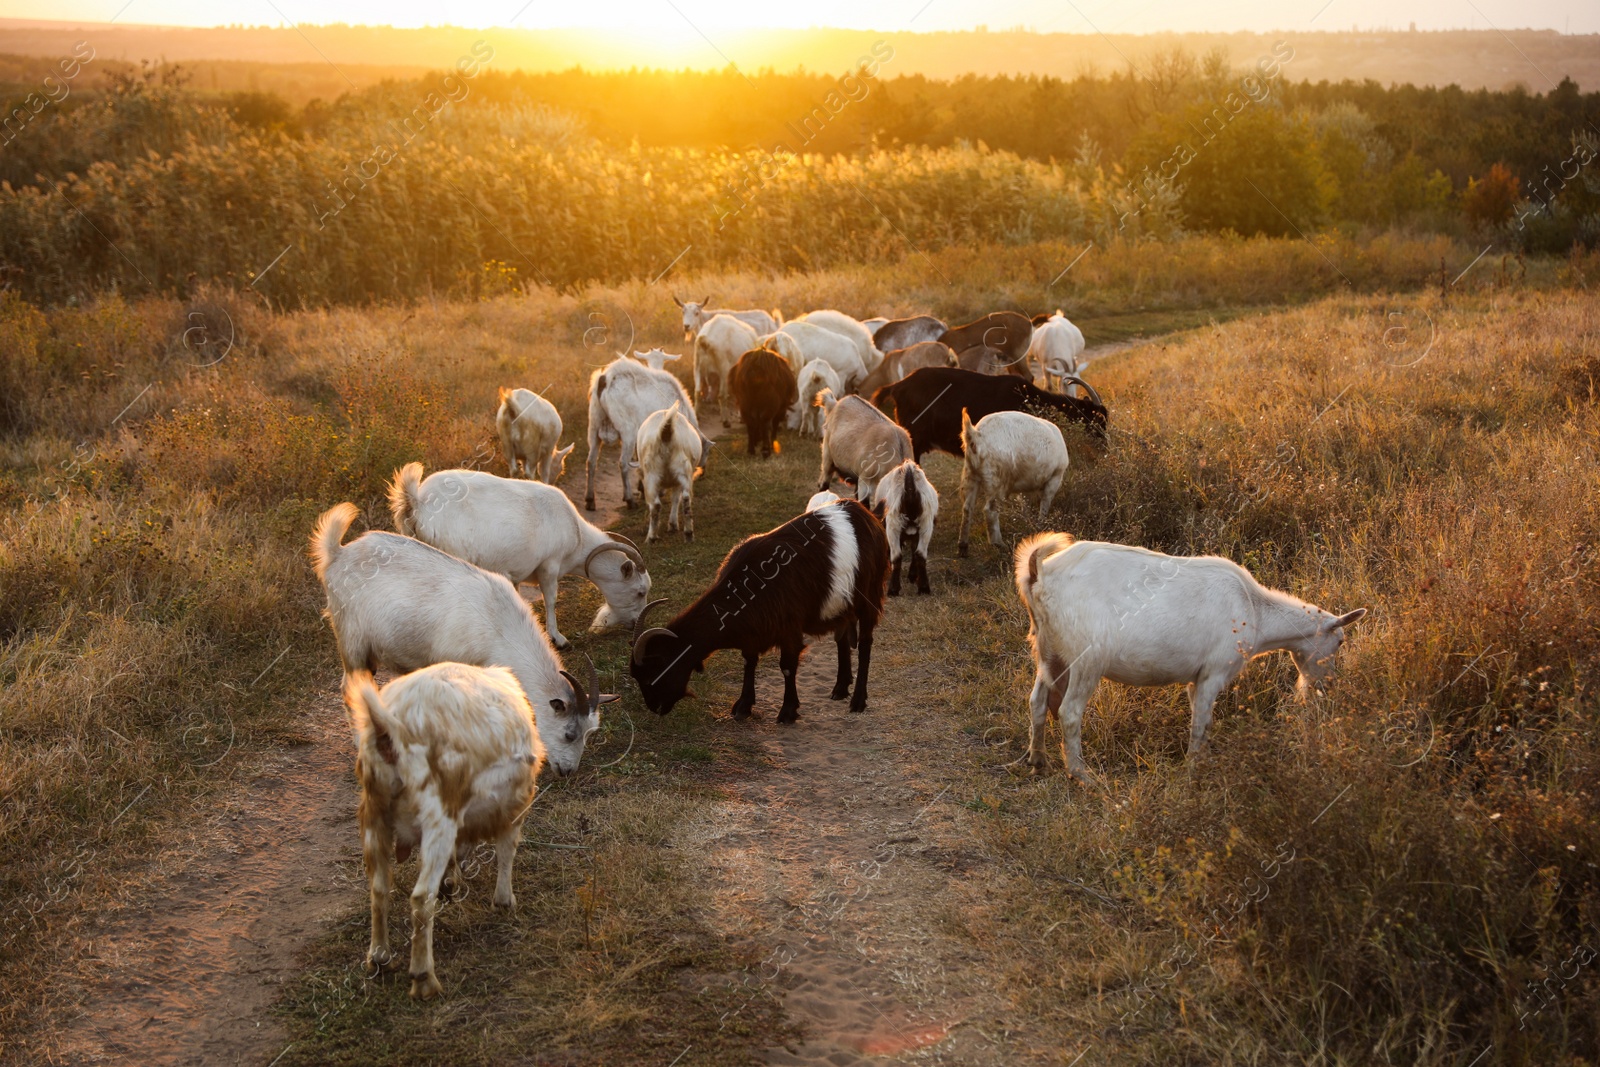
(1, 240, 1598, 1064)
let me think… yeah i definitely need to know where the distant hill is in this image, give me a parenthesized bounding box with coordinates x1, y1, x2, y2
(0, 19, 1594, 104)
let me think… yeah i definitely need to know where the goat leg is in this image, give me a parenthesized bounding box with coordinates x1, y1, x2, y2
(888, 553, 903, 597)
(777, 640, 803, 724)
(850, 622, 874, 713)
(830, 625, 855, 701)
(730, 650, 759, 720)
(914, 550, 932, 595)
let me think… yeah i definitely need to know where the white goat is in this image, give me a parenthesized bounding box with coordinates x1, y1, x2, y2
(788, 358, 843, 437)
(877, 459, 939, 596)
(957, 410, 1069, 557)
(817, 392, 913, 507)
(1014, 533, 1367, 783)
(630, 347, 683, 372)
(764, 321, 866, 391)
(1028, 310, 1088, 393)
(694, 313, 760, 424)
(389, 463, 650, 650)
(346, 662, 550, 999)
(496, 387, 572, 483)
(585, 355, 710, 512)
(799, 309, 883, 374)
(676, 296, 780, 341)
(636, 401, 699, 543)
(311, 503, 610, 776)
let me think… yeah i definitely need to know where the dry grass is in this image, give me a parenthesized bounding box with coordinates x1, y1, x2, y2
(1, 237, 1596, 1062)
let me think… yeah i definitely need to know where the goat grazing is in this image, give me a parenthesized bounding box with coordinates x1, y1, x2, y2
(857, 341, 956, 397)
(873, 367, 1107, 461)
(872, 315, 947, 354)
(630, 498, 889, 719)
(938, 312, 1033, 373)
(695, 313, 760, 423)
(676, 296, 780, 341)
(817, 392, 914, 507)
(958, 410, 1069, 557)
(789, 358, 844, 438)
(346, 661, 562, 998)
(798, 310, 883, 374)
(390, 463, 650, 650)
(1027, 311, 1087, 392)
(311, 503, 611, 775)
(1014, 533, 1367, 783)
(636, 401, 700, 543)
(729, 347, 798, 457)
(876, 459, 938, 596)
(956, 344, 1031, 378)
(496, 387, 572, 483)
(585, 355, 710, 511)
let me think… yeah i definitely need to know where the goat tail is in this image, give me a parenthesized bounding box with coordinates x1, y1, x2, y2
(310, 502, 359, 581)
(498, 386, 517, 419)
(1013, 532, 1075, 609)
(959, 407, 975, 452)
(343, 670, 400, 766)
(387, 461, 424, 537)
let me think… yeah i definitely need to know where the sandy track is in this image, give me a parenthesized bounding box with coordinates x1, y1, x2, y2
(679, 602, 1016, 1066)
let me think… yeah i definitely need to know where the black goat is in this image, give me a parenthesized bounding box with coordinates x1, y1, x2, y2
(872, 366, 1106, 460)
(630, 499, 889, 721)
(728, 347, 797, 457)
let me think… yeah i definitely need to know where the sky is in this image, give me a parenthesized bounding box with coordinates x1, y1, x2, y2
(3, 0, 1596, 33)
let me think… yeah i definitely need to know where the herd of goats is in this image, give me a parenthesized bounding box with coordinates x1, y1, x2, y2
(307, 300, 1368, 998)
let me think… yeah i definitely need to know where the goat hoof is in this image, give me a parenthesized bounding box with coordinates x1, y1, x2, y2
(849, 699, 868, 714)
(553, 637, 571, 651)
(366, 948, 394, 973)
(409, 972, 444, 1000)
(917, 584, 932, 595)
(888, 584, 901, 597)
(957, 543, 969, 558)
(584, 498, 595, 511)
(684, 531, 694, 543)
(829, 684, 850, 701)
(494, 892, 516, 909)
(777, 707, 799, 724)
(730, 701, 754, 721)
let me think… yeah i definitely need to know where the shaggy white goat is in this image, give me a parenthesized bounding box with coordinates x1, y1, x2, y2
(311, 503, 610, 776)
(799, 309, 883, 374)
(1013, 533, 1367, 783)
(675, 296, 780, 341)
(389, 463, 650, 650)
(694, 313, 760, 424)
(877, 459, 939, 596)
(585, 355, 710, 511)
(1028, 311, 1088, 393)
(636, 401, 699, 543)
(957, 410, 1069, 556)
(788, 358, 843, 437)
(347, 661, 561, 999)
(817, 392, 913, 507)
(495, 387, 572, 483)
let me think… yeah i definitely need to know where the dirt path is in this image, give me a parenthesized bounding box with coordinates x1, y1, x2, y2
(52, 471, 625, 1067)
(680, 599, 1017, 1065)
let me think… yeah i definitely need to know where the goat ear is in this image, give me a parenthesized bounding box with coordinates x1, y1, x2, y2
(1327, 608, 1367, 630)
(548, 697, 567, 714)
(665, 351, 681, 361)
(597, 693, 620, 705)
(620, 559, 635, 578)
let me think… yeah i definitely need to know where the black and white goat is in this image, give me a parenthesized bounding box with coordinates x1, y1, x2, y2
(630, 499, 889, 721)
(875, 459, 938, 596)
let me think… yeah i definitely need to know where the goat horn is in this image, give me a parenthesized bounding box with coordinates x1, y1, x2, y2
(630, 626, 677, 667)
(632, 597, 669, 643)
(558, 668, 588, 719)
(583, 537, 645, 577)
(1066, 374, 1103, 408)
